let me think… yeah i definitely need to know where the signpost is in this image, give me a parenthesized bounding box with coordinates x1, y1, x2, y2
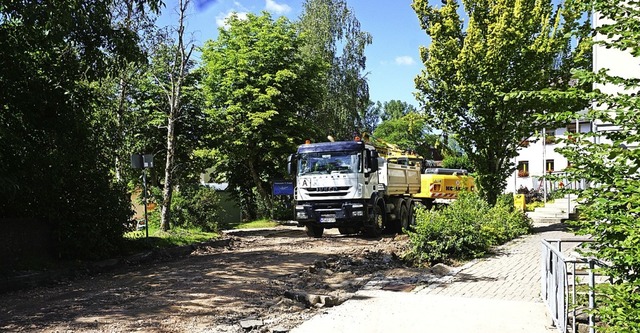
(272, 180, 294, 220)
(132, 153, 154, 238)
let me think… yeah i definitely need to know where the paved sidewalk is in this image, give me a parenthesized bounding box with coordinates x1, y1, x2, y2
(292, 223, 576, 333)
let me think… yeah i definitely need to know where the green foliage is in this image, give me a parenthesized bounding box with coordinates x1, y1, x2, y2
(379, 100, 418, 122)
(357, 100, 382, 134)
(406, 192, 532, 265)
(126, 41, 210, 194)
(232, 219, 280, 230)
(258, 196, 293, 221)
(299, 0, 372, 140)
(146, 185, 223, 233)
(594, 281, 640, 333)
(373, 111, 439, 159)
(412, 0, 589, 204)
(515, 0, 640, 330)
(124, 226, 218, 251)
(526, 201, 545, 212)
(0, 0, 161, 260)
(202, 12, 323, 218)
(441, 154, 473, 172)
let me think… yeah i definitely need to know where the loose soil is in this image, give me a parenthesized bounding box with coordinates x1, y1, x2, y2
(0, 226, 428, 333)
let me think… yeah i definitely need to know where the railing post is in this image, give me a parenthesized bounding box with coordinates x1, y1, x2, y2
(589, 260, 596, 333)
(571, 262, 578, 332)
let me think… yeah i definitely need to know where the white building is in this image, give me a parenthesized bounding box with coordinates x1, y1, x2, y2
(505, 8, 640, 194)
(507, 121, 592, 194)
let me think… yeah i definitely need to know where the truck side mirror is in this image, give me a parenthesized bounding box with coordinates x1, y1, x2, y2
(368, 150, 379, 173)
(287, 154, 296, 175)
(365, 150, 379, 172)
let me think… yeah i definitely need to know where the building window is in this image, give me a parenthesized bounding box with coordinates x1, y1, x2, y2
(518, 161, 529, 177)
(546, 159, 554, 173)
(567, 123, 577, 133)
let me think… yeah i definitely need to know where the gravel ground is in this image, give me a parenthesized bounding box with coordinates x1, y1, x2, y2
(0, 226, 429, 333)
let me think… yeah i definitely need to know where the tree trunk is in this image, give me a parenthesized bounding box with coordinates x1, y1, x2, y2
(160, 116, 176, 231)
(248, 159, 272, 217)
(158, 0, 193, 231)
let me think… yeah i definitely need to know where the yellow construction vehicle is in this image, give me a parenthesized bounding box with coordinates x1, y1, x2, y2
(362, 133, 475, 208)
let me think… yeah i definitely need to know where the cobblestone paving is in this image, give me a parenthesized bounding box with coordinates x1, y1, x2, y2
(413, 224, 578, 302)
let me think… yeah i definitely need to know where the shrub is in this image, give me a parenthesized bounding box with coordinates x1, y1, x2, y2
(147, 186, 224, 232)
(172, 186, 224, 232)
(406, 191, 532, 265)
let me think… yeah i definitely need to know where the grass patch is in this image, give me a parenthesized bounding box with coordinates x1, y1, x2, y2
(230, 219, 280, 229)
(123, 226, 218, 253)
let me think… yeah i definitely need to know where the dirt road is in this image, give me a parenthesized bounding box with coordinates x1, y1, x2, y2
(0, 226, 422, 333)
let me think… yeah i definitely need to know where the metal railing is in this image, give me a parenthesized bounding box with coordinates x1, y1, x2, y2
(541, 238, 606, 333)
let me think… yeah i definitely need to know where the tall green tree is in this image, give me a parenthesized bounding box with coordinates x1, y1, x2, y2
(379, 100, 417, 122)
(201, 12, 324, 218)
(373, 112, 438, 159)
(299, 0, 372, 140)
(356, 100, 382, 134)
(0, 0, 161, 258)
(520, 1, 640, 330)
(412, 0, 588, 204)
(127, 40, 208, 196)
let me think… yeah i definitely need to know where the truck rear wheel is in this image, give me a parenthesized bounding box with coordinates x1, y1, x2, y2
(305, 225, 324, 238)
(408, 202, 416, 228)
(365, 205, 384, 238)
(399, 204, 410, 232)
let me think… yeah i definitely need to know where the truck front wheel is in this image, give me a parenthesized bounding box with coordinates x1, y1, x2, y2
(305, 225, 324, 238)
(365, 204, 384, 238)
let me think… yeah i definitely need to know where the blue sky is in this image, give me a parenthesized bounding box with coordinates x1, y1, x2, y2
(157, 0, 431, 106)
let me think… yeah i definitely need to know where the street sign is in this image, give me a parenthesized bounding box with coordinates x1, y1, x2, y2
(272, 181, 294, 196)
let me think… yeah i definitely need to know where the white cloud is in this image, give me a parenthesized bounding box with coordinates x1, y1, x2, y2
(395, 56, 415, 66)
(265, 0, 291, 14)
(216, 11, 248, 28)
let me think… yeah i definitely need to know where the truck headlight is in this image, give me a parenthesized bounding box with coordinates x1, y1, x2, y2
(351, 203, 364, 216)
(297, 211, 308, 219)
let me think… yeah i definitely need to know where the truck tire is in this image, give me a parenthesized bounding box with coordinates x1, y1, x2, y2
(365, 204, 384, 238)
(399, 204, 410, 232)
(305, 225, 324, 238)
(408, 202, 416, 228)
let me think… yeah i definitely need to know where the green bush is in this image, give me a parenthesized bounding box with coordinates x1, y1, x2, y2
(406, 191, 532, 265)
(595, 281, 640, 333)
(526, 201, 545, 212)
(496, 193, 514, 210)
(270, 196, 293, 220)
(171, 186, 224, 232)
(442, 154, 474, 172)
(147, 186, 224, 232)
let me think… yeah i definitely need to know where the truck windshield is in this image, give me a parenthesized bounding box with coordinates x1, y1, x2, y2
(297, 151, 361, 175)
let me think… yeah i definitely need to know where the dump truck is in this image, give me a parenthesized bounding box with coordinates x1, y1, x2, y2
(287, 139, 421, 238)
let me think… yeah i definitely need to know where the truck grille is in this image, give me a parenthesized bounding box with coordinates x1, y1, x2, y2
(304, 186, 351, 197)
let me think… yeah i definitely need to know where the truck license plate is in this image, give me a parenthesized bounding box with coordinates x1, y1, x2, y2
(320, 215, 336, 223)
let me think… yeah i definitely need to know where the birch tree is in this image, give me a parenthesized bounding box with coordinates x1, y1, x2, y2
(299, 0, 372, 140)
(158, 0, 195, 231)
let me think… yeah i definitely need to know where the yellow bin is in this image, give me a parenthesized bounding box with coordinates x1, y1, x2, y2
(514, 194, 526, 211)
